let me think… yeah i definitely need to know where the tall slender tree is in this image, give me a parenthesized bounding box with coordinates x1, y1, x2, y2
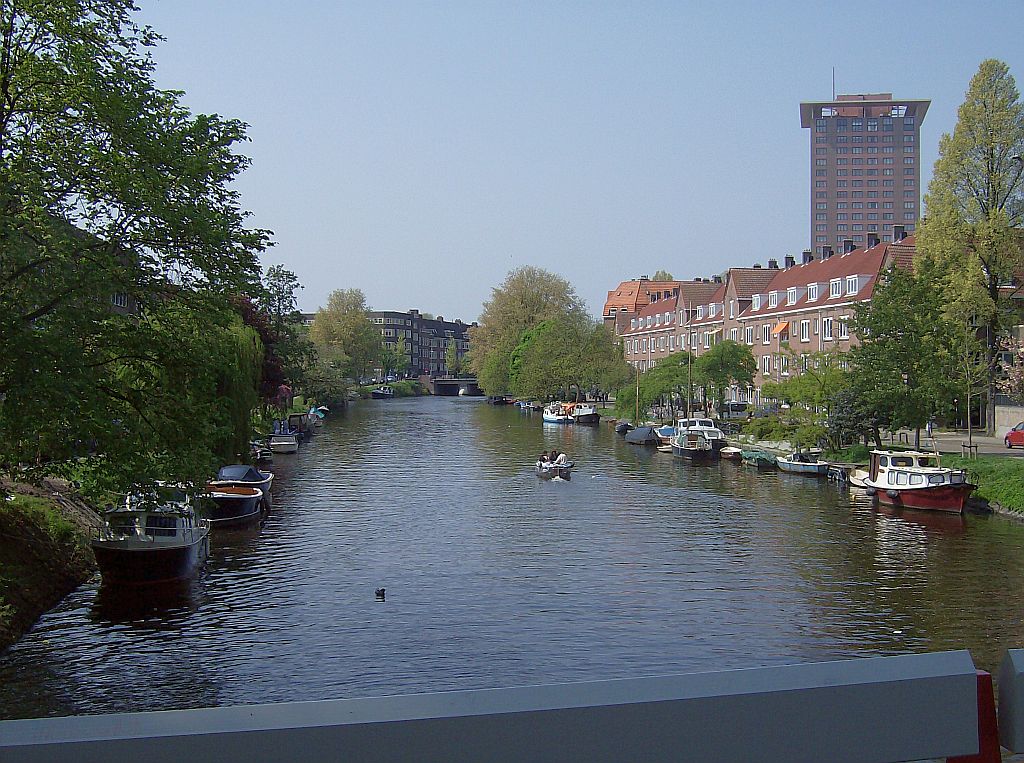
(917, 59, 1024, 432)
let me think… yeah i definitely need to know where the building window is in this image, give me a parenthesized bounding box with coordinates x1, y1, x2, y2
(729, 300, 735, 318)
(780, 354, 789, 375)
(696, 305, 704, 319)
(846, 276, 858, 295)
(752, 294, 761, 310)
(838, 318, 850, 340)
(703, 332, 711, 349)
(745, 326, 754, 345)
(729, 328, 738, 341)
(829, 279, 842, 298)
(111, 292, 129, 308)
(709, 303, 718, 318)
(800, 319, 810, 342)
(762, 324, 771, 344)
(762, 355, 771, 375)
(822, 317, 834, 340)
(807, 283, 819, 301)
(768, 291, 778, 308)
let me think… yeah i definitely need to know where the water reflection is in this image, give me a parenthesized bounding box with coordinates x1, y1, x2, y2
(4, 397, 1024, 720)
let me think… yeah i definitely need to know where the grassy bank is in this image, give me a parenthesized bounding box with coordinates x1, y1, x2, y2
(0, 484, 98, 650)
(941, 456, 1024, 514)
(357, 380, 425, 398)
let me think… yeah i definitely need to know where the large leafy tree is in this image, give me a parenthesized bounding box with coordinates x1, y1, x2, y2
(694, 340, 755, 415)
(309, 289, 380, 380)
(0, 2, 269, 492)
(468, 266, 588, 394)
(849, 265, 960, 445)
(917, 59, 1024, 433)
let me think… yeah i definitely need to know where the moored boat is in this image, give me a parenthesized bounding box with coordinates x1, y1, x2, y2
(624, 425, 660, 446)
(741, 450, 777, 469)
(288, 412, 313, 438)
(371, 386, 396, 399)
(655, 425, 677, 444)
(861, 450, 975, 513)
(671, 430, 717, 462)
(675, 417, 727, 452)
(542, 403, 571, 423)
(267, 419, 299, 454)
(720, 446, 743, 461)
(91, 486, 209, 585)
(208, 464, 274, 510)
(569, 403, 601, 425)
(203, 485, 264, 527)
(614, 421, 635, 436)
(776, 451, 829, 476)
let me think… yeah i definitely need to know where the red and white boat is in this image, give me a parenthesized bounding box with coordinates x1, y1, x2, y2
(860, 450, 975, 513)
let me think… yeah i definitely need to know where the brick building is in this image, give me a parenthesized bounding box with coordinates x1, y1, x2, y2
(368, 309, 475, 377)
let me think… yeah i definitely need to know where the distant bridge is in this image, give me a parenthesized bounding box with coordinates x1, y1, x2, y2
(428, 376, 482, 396)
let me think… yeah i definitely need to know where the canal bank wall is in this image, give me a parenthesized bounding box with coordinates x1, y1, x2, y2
(0, 480, 99, 651)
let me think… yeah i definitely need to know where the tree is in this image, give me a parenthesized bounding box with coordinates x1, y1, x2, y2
(652, 270, 674, 281)
(444, 338, 462, 376)
(309, 289, 380, 380)
(469, 266, 589, 394)
(763, 352, 848, 449)
(0, 2, 269, 493)
(849, 265, 960, 446)
(917, 58, 1024, 433)
(694, 340, 755, 415)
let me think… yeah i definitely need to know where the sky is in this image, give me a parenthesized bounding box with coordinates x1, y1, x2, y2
(135, 1, 1024, 322)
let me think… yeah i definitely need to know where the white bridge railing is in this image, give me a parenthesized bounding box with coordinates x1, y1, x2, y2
(4, 649, 1022, 762)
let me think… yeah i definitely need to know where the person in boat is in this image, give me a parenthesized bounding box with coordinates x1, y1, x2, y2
(549, 450, 559, 464)
(553, 452, 569, 466)
(537, 453, 549, 467)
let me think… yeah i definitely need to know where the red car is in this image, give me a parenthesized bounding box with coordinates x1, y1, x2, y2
(1005, 422, 1024, 448)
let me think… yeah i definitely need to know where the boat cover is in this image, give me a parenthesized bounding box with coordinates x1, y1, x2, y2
(624, 426, 660, 445)
(217, 464, 266, 482)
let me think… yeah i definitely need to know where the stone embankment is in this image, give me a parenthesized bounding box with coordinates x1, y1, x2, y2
(0, 480, 100, 651)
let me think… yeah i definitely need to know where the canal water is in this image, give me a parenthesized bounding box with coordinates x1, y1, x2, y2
(3, 396, 1024, 720)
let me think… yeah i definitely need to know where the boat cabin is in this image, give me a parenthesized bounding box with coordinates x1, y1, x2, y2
(868, 450, 968, 486)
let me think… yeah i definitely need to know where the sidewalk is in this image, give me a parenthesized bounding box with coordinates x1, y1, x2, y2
(883, 429, 1024, 458)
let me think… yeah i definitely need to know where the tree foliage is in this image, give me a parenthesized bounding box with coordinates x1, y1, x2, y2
(0, 2, 270, 494)
(309, 289, 380, 380)
(694, 340, 755, 414)
(917, 58, 1024, 431)
(652, 270, 674, 281)
(469, 266, 589, 394)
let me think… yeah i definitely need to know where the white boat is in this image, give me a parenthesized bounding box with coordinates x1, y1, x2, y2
(371, 386, 395, 399)
(536, 459, 574, 480)
(208, 464, 274, 511)
(542, 403, 571, 423)
(776, 451, 829, 476)
(671, 430, 717, 462)
(91, 486, 210, 585)
(861, 450, 975, 513)
(720, 446, 743, 461)
(569, 403, 600, 425)
(675, 417, 727, 452)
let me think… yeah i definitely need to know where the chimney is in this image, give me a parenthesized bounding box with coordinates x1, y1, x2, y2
(784, 254, 796, 269)
(867, 233, 880, 248)
(802, 249, 814, 264)
(767, 258, 779, 269)
(753, 263, 762, 269)
(893, 224, 906, 241)
(843, 239, 855, 254)
(712, 274, 722, 284)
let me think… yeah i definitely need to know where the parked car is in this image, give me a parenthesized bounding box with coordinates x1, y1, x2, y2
(1005, 422, 1024, 448)
(719, 402, 750, 421)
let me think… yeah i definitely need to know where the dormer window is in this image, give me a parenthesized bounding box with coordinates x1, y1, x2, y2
(830, 279, 842, 298)
(666, 312, 673, 324)
(655, 314, 661, 326)
(846, 275, 859, 295)
(709, 303, 717, 318)
(678, 310, 685, 323)
(807, 283, 819, 301)
(646, 316, 652, 327)
(752, 294, 762, 310)
(696, 305, 704, 320)
(630, 319, 637, 330)
(768, 291, 778, 308)
(787, 287, 797, 305)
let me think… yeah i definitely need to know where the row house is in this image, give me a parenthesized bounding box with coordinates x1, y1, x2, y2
(613, 230, 917, 404)
(604, 277, 681, 331)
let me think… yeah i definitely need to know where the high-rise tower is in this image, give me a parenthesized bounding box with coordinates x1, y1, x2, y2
(800, 94, 929, 256)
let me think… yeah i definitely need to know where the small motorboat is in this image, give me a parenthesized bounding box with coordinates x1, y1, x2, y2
(624, 425, 660, 446)
(91, 485, 210, 585)
(720, 446, 743, 461)
(288, 412, 314, 438)
(371, 386, 396, 399)
(250, 440, 273, 463)
(267, 419, 299, 454)
(614, 421, 635, 436)
(203, 485, 264, 527)
(655, 425, 676, 444)
(675, 417, 727, 452)
(741, 450, 777, 469)
(776, 451, 829, 476)
(208, 464, 274, 510)
(536, 459, 574, 480)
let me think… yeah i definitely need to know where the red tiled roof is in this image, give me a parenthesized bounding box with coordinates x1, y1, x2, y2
(741, 240, 899, 320)
(603, 280, 679, 316)
(688, 283, 727, 326)
(728, 267, 779, 299)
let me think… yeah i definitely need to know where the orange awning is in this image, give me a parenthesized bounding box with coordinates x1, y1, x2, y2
(772, 321, 790, 336)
